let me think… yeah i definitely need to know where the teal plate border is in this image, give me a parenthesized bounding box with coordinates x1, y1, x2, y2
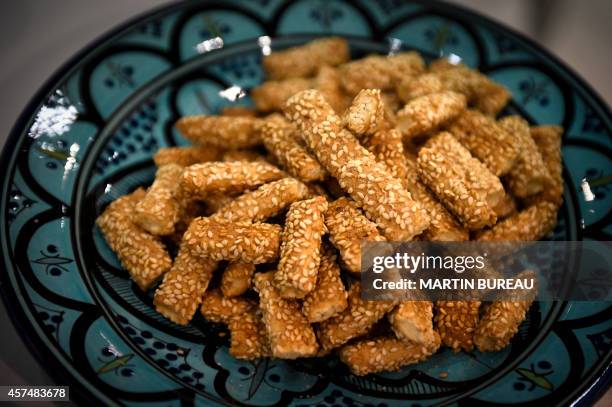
(1, 1, 611, 406)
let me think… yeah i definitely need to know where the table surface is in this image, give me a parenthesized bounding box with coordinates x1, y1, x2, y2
(0, 1, 610, 406)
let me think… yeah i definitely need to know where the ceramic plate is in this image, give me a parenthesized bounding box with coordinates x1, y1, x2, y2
(1, 0, 611, 405)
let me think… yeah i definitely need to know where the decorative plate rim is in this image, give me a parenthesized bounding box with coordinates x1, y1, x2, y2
(0, 0, 611, 405)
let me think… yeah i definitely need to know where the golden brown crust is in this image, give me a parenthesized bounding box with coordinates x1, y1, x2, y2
(274, 197, 328, 298)
(302, 246, 348, 322)
(153, 146, 223, 167)
(153, 244, 218, 325)
(176, 116, 262, 149)
(220, 262, 256, 297)
(96, 189, 172, 291)
(434, 300, 480, 352)
(396, 91, 467, 139)
(134, 164, 183, 236)
(184, 217, 281, 263)
(475, 201, 558, 241)
(253, 272, 319, 359)
(263, 37, 349, 80)
(339, 334, 440, 376)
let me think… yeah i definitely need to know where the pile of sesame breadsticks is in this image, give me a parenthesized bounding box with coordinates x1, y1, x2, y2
(97, 37, 563, 376)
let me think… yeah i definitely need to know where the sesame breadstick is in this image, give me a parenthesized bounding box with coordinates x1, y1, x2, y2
(220, 262, 256, 297)
(302, 246, 348, 323)
(435, 300, 480, 352)
(403, 156, 469, 241)
(396, 91, 467, 140)
(221, 149, 267, 163)
(474, 270, 537, 352)
(337, 157, 430, 240)
(176, 116, 262, 149)
(284, 89, 429, 240)
(527, 125, 564, 207)
(227, 310, 271, 359)
(259, 118, 327, 182)
(448, 110, 519, 176)
(263, 37, 349, 80)
(185, 217, 281, 263)
(340, 52, 424, 95)
(97, 188, 172, 291)
(199, 289, 270, 359)
(325, 197, 386, 273)
(274, 196, 328, 298)
(427, 59, 511, 115)
(153, 145, 223, 167)
(500, 116, 551, 197)
(363, 128, 408, 181)
(343, 89, 388, 137)
(339, 334, 440, 376)
(253, 272, 319, 358)
(180, 161, 284, 199)
(389, 301, 437, 347)
(153, 244, 218, 325)
(475, 201, 558, 241)
(396, 73, 445, 102)
(221, 106, 257, 117)
(317, 282, 396, 351)
(200, 289, 257, 323)
(315, 65, 349, 114)
(212, 178, 309, 222)
(251, 77, 313, 112)
(134, 164, 183, 236)
(417, 132, 499, 230)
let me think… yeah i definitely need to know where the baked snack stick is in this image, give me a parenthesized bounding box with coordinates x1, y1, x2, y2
(200, 289, 257, 323)
(253, 272, 319, 359)
(389, 301, 437, 347)
(199, 290, 270, 359)
(314, 65, 349, 114)
(339, 334, 441, 376)
(474, 270, 537, 352)
(403, 156, 468, 241)
(212, 177, 310, 223)
(220, 262, 256, 298)
(180, 161, 284, 199)
(176, 116, 262, 149)
(153, 244, 218, 325)
(425, 132, 505, 210)
(184, 217, 281, 264)
(427, 59, 511, 115)
(97, 188, 172, 291)
(252, 77, 313, 112)
(499, 116, 551, 197)
(227, 310, 271, 359)
(396, 91, 467, 139)
(284, 89, 429, 240)
(153, 145, 223, 167)
(343, 89, 388, 137)
(317, 282, 396, 351)
(134, 164, 183, 236)
(259, 118, 327, 182)
(417, 132, 499, 230)
(526, 125, 564, 207)
(362, 128, 408, 181)
(340, 52, 425, 95)
(263, 37, 349, 80)
(447, 110, 519, 176)
(434, 300, 481, 352)
(324, 197, 386, 273)
(475, 201, 558, 241)
(275, 196, 328, 298)
(302, 245, 348, 323)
